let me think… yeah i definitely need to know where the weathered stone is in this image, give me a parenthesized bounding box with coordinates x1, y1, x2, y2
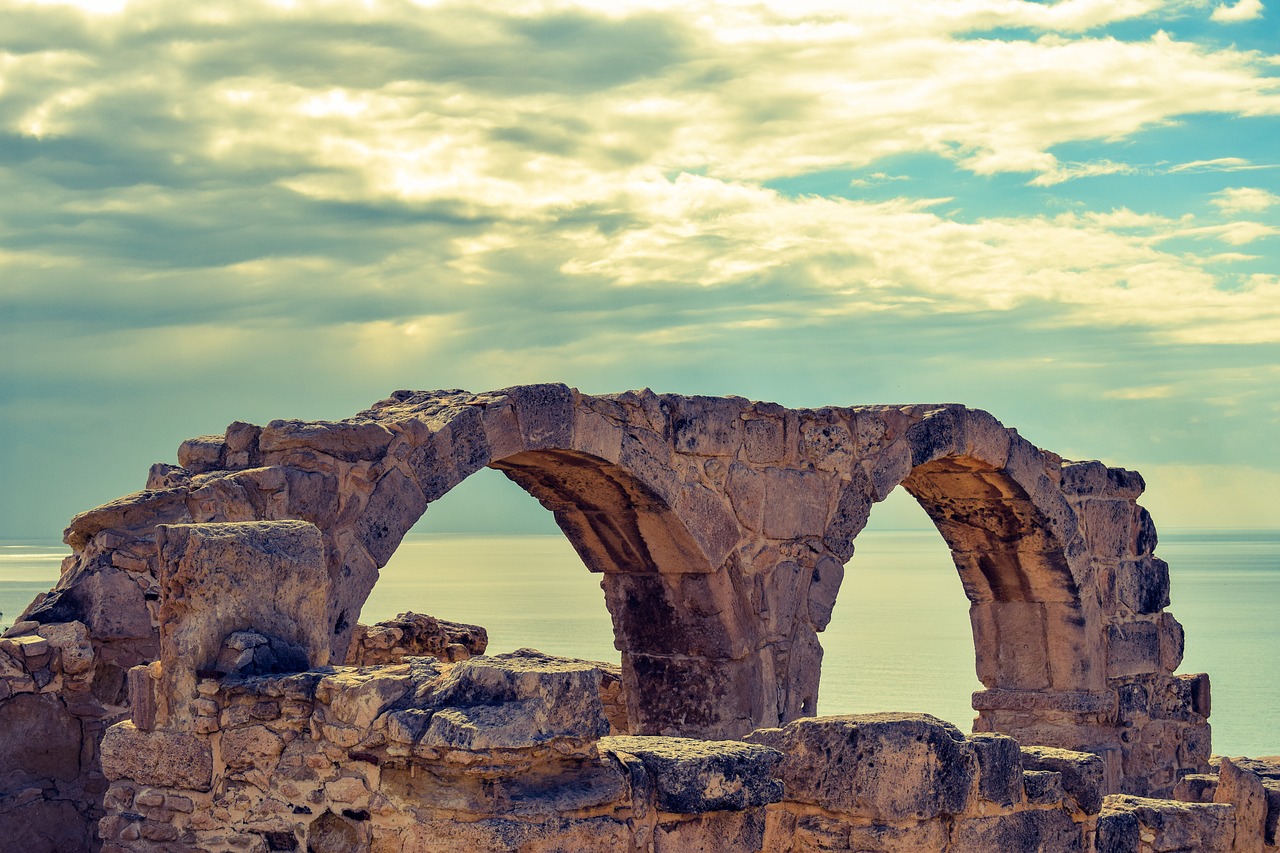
(951, 809, 1082, 853)
(0, 692, 83, 782)
(746, 713, 975, 820)
(970, 732, 1023, 806)
(1023, 770, 1065, 804)
(1215, 756, 1268, 852)
(101, 721, 213, 791)
(355, 469, 427, 566)
(1020, 745, 1105, 815)
(421, 652, 610, 750)
(1101, 795, 1234, 853)
(602, 735, 782, 812)
(155, 521, 329, 727)
(260, 418, 395, 462)
(805, 556, 844, 634)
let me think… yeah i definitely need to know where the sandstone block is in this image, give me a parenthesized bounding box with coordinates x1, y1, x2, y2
(1107, 620, 1162, 678)
(1215, 756, 1268, 852)
(951, 809, 1082, 853)
(259, 417, 394, 462)
(601, 735, 782, 813)
(1020, 745, 1105, 815)
(156, 521, 329, 727)
(101, 721, 213, 791)
(1100, 795, 1234, 853)
(653, 810, 768, 853)
(746, 713, 975, 821)
(970, 732, 1023, 806)
(1023, 769, 1066, 804)
(422, 652, 610, 751)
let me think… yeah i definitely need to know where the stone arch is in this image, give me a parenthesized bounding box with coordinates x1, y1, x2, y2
(807, 404, 1204, 794)
(0, 385, 1209, 848)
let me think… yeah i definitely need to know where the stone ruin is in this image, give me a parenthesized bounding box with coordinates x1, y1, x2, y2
(0, 383, 1275, 851)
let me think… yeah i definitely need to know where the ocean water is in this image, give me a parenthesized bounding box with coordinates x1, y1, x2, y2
(3, 529, 1276, 756)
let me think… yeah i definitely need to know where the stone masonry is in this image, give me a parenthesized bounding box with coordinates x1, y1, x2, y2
(0, 385, 1225, 849)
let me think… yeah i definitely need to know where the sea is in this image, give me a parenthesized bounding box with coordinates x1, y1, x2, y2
(2, 528, 1276, 757)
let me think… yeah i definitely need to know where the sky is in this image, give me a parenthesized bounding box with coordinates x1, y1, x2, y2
(1, 0, 1278, 539)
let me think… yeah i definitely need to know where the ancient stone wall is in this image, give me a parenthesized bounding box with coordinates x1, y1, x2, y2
(0, 385, 1216, 847)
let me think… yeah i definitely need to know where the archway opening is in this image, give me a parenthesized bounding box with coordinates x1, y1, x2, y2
(818, 487, 983, 729)
(359, 466, 619, 663)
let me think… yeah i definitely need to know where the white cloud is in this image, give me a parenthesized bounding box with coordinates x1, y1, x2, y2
(1029, 159, 1137, 186)
(1212, 186, 1280, 214)
(1170, 157, 1271, 173)
(1211, 0, 1265, 22)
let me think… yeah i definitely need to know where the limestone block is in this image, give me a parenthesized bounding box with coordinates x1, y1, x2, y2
(1020, 745, 1105, 814)
(177, 434, 226, 473)
(1023, 769, 1066, 804)
(1174, 773, 1220, 803)
(101, 721, 213, 791)
(743, 416, 787, 464)
(602, 571, 753, 659)
(970, 732, 1023, 806)
(970, 601, 1051, 690)
(1095, 808, 1141, 853)
(601, 735, 782, 812)
(1265, 780, 1280, 846)
(653, 810, 768, 853)
(64, 487, 192, 549)
(222, 724, 285, 783)
(355, 469, 428, 566)
(500, 382, 577, 451)
(1159, 612, 1185, 674)
(669, 395, 744, 457)
(259, 418, 394, 463)
(1215, 757, 1268, 852)
(1107, 620, 1162, 678)
(863, 439, 914, 504)
(187, 475, 258, 523)
(822, 476, 873, 562)
(423, 652, 610, 750)
(24, 567, 152, 642)
(623, 652, 774, 739)
(726, 463, 765, 532)
(673, 483, 739, 571)
(746, 713, 975, 821)
(806, 555, 844, 631)
(798, 418, 853, 473)
(905, 408, 963, 468)
(956, 408, 1014, 470)
(761, 467, 832, 541)
(0, 691, 83, 783)
(402, 814, 634, 852)
(1100, 795, 1234, 853)
(950, 809, 1082, 853)
(284, 467, 340, 527)
(1114, 556, 1171, 615)
(156, 521, 330, 728)
(573, 406, 624, 463)
(757, 561, 807, 640)
(1061, 460, 1109, 496)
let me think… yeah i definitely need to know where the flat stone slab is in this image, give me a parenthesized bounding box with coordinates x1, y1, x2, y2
(601, 735, 782, 813)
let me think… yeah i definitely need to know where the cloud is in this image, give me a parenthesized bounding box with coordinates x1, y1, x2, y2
(1211, 0, 1265, 22)
(1211, 186, 1280, 213)
(1170, 157, 1273, 173)
(1028, 159, 1137, 186)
